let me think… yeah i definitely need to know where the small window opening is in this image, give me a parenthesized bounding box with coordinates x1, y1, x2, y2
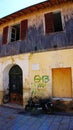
(11, 24, 20, 42)
(45, 11, 63, 34)
(53, 12, 63, 32)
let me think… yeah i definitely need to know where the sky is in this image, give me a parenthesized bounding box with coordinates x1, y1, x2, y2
(0, 0, 44, 18)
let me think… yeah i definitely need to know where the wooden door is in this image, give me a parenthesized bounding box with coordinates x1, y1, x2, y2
(9, 65, 23, 105)
(52, 68, 72, 98)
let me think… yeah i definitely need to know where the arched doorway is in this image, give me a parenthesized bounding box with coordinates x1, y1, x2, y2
(9, 65, 23, 105)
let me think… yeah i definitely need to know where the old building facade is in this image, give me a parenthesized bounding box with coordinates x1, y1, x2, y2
(0, 0, 73, 106)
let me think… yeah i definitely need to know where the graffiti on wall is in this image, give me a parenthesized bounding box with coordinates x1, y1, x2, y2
(31, 75, 49, 96)
(34, 75, 49, 83)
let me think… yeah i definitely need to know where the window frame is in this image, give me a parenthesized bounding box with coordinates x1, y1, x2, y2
(8, 19, 28, 43)
(11, 27, 16, 42)
(44, 10, 64, 35)
(9, 23, 20, 43)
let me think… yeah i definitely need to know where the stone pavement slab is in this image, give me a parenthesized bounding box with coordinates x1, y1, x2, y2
(0, 106, 73, 130)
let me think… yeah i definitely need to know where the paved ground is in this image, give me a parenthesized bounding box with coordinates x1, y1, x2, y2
(0, 106, 73, 130)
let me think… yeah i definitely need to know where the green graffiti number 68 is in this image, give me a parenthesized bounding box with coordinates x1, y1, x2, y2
(34, 75, 49, 83)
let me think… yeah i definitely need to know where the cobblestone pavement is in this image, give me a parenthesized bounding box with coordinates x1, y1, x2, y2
(0, 106, 73, 130)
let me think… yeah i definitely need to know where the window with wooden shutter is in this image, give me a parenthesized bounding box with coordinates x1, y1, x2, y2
(7, 20, 28, 43)
(20, 19, 28, 40)
(44, 11, 63, 34)
(10, 24, 20, 42)
(2, 26, 8, 45)
(44, 12, 54, 34)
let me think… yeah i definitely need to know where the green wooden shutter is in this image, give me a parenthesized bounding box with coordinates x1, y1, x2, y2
(44, 12, 54, 34)
(20, 19, 28, 40)
(2, 26, 8, 45)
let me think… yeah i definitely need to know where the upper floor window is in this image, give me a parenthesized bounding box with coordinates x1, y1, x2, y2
(2, 19, 28, 45)
(44, 11, 63, 34)
(10, 24, 20, 42)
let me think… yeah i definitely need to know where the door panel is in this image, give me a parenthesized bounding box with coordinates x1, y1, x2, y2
(52, 68, 72, 98)
(9, 65, 23, 105)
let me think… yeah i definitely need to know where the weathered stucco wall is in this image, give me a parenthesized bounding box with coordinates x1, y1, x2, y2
(0, 48, 73, 104)
(29, 49, 73, 98)
(0, 2, 73, 105)
(0, 2, 73, 57)
(0, 54, 30, 105)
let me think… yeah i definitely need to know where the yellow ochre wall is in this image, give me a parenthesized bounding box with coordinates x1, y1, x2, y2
(29, 48, 73, 98)
(0, 48, 73, 104)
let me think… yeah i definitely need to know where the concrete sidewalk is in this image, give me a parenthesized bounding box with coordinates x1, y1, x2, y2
(0, 106, 73, 130)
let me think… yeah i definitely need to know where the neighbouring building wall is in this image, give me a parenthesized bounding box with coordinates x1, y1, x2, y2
(0, 48, 73, 105)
